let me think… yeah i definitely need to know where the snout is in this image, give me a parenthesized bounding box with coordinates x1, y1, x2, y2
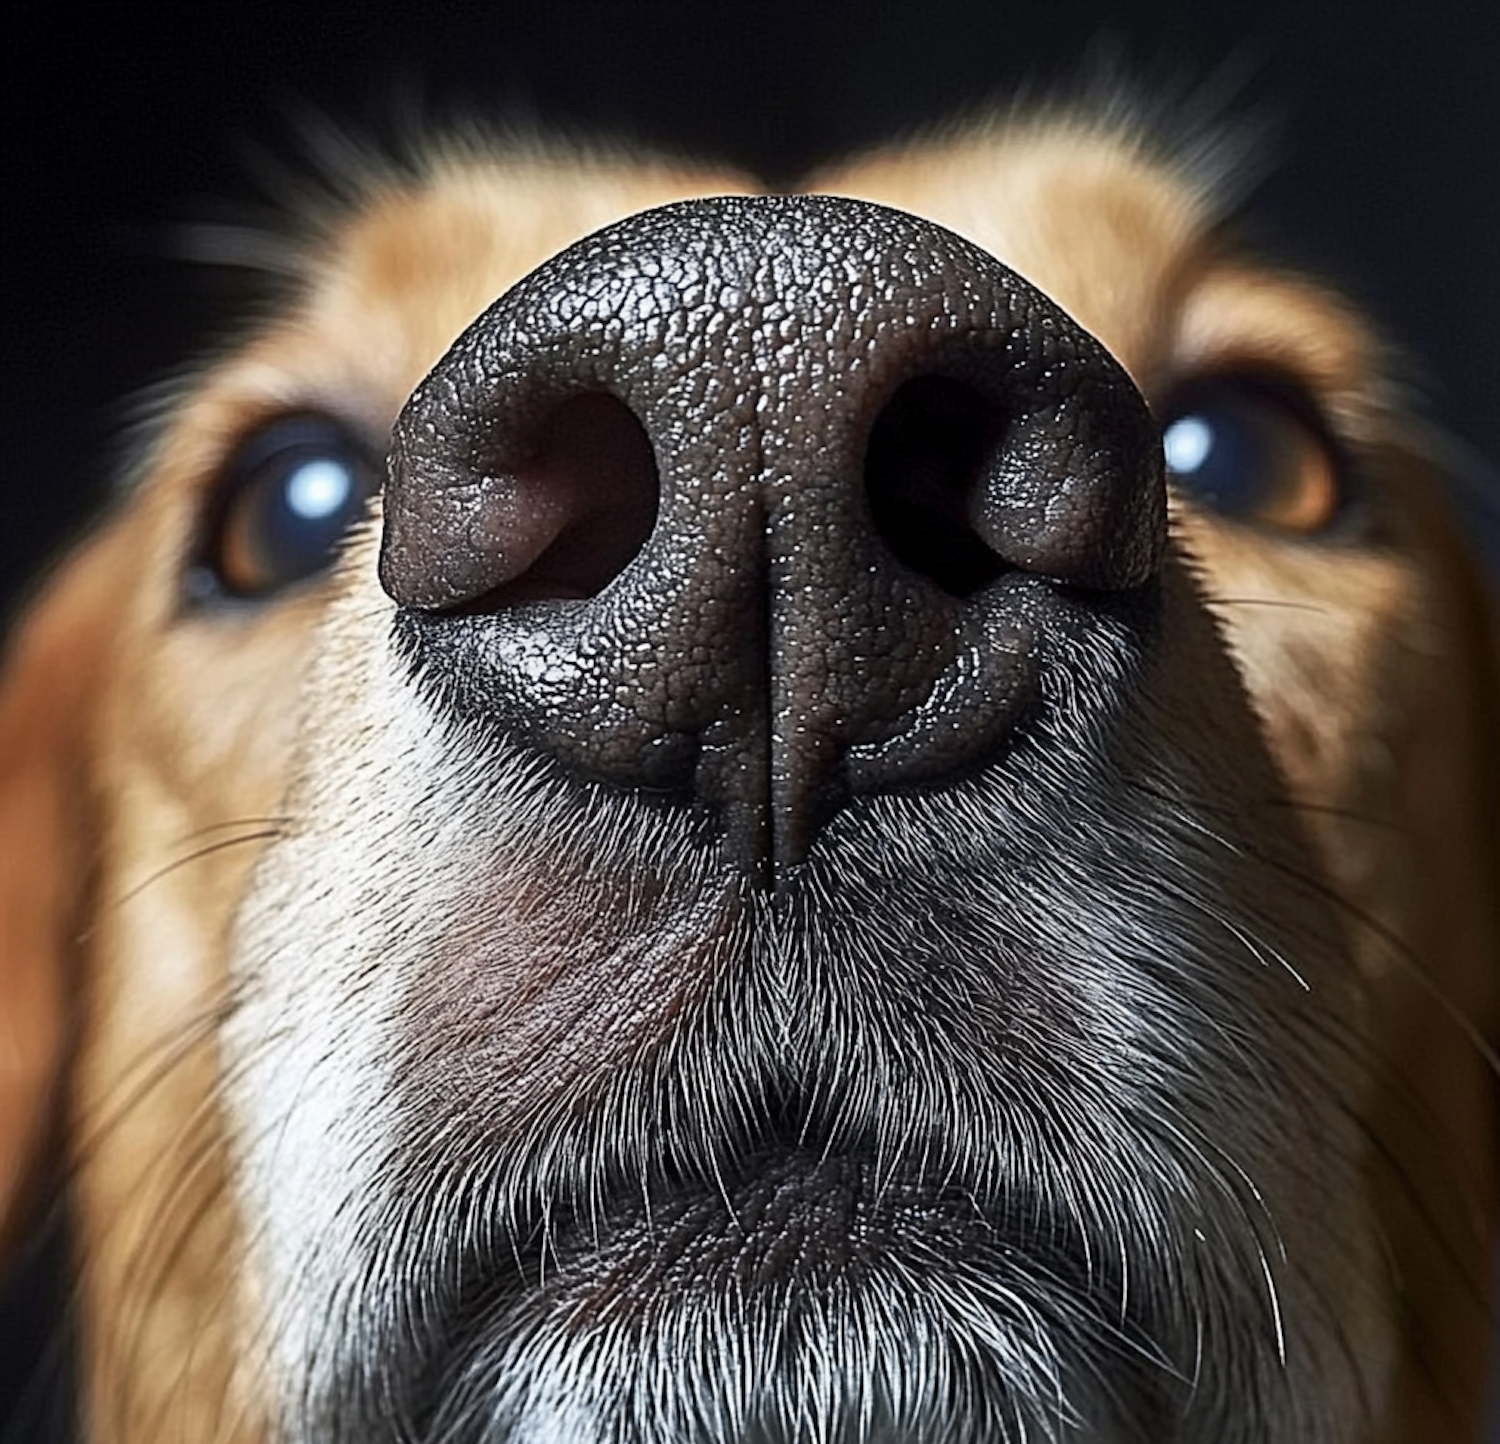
(380, 196, 1165, 873)
(224, 191, 1376, 1444)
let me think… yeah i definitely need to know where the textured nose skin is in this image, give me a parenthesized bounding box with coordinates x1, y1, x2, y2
(381, 196, 1164, 871)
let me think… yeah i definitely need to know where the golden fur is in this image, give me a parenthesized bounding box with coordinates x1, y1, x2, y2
(1, 114, 1496, 1443)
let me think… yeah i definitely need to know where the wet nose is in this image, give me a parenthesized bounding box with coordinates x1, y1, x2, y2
(380, 195, 1164, 873)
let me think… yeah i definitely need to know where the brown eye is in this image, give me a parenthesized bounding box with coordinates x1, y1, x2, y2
(194, 415, 380, 601)
(1160, 378, 1344, 534)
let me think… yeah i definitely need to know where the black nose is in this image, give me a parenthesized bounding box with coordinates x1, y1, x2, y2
(381, 196, 1164, 872)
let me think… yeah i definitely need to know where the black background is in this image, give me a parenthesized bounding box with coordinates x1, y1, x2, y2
(2, 0, 1497, 1438)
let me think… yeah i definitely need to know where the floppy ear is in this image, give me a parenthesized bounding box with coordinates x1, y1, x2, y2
(0, 526, 128, 1257)
(1407, 457, 1500, 1036)
(1369, 448, 1500, 1441)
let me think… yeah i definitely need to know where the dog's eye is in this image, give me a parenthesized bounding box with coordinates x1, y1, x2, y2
(199, 416, 379, 599)
(1160, 378, 1343, 533)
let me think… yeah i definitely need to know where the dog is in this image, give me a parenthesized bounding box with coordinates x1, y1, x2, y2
(0, 100, 1496, 1444)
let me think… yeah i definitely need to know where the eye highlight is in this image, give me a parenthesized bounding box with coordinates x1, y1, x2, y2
(1159, 377, 1344, 534)
(195, 415, 380, 601)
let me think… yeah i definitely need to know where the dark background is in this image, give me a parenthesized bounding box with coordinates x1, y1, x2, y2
(2, 1, 1497, 1439)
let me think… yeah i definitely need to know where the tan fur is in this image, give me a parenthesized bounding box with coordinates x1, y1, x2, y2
(0, 120, 1495, 1443)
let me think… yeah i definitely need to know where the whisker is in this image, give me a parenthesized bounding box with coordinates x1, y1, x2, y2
(1245, 845, 1500, 1080)
(1128, 773, 1498, 1077)
(1257, 795, 1403, 831)
(1204, 596, 1334, 615)
(105, 821, 290, 913)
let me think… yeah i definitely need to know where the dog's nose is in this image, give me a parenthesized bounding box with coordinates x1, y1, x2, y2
(382, 196, 1164, 871)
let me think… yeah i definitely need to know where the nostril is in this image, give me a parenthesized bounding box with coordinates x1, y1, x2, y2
(467, 392, 660, 608)
(384, 390, 661, 613)
(864, 376, 1008, 598)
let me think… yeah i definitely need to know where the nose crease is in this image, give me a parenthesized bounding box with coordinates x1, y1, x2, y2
(381, 196, 1165, 875)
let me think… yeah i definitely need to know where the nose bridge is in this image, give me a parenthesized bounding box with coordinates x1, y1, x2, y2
(742, 205, 1006, 853)
(381, 195, 1165, 873)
